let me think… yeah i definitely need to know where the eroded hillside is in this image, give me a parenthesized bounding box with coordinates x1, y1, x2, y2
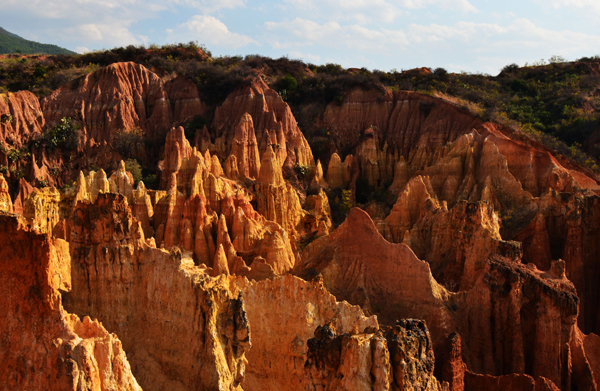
(1, 59, 600, 391)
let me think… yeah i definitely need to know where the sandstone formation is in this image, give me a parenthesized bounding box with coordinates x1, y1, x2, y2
(0, 173, 12, 212)
(319, 88, 599, 198)
(64, 193, 250, 391)
(3, 60, 600, 391)
(0, 212, 141, 391)
(516, 190, 600, 335)
(235, 275, 378, 390)
(304, 319, 447, 391)
(0, 90, 45, 149)
(41, 62, 204, 147)
(296, 208, 597, 390)
(208, 77, 314, 169)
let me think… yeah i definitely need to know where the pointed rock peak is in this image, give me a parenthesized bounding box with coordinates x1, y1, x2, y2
(167, 173, 178, 194)
(341, 208, 389, 241)
(224, 155, 239, 180)
(310, 160, 327, 189)
(136, 180, 147, 192)
(402, 230, 412, 246)
(258, 146, 284, 185)
(212, 244, 230, 277)
(0, 173, 12, 213)
(233, 113, 258, 147)
(315, 160, 323, 177)
(238, 112, 254, 127)
(248, 76, 271, 95)
(0, 173, 8, 191)
(97, 169, 108, 180)
(329, 153, 341, 166)
(218, 213, 229, 235)
(211, 155, 224, 177)
(326, 153, 345, 188)
(118, 160, 126, 172)
(190, 164, 205, 198)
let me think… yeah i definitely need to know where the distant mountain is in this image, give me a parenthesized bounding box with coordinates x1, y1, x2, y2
(0, 27, 75, 55)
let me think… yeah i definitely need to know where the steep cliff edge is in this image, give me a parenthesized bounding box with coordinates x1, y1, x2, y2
(63, 193, 249, 391)
(206, 77, 314, 169)
(0, 212, 141, 391)
(296, 208, 596, 390)
(41, 62, 204, 146)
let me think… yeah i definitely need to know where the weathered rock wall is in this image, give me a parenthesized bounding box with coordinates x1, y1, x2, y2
(63, 194, 249, 391)
(0, 211, 141, 391)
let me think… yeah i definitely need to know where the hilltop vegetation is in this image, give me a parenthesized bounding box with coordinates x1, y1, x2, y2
(0, 27, 75, 55)
(1, 42, 599, 170)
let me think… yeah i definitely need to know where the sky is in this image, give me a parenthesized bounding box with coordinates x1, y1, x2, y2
(3, 0, 600, 75)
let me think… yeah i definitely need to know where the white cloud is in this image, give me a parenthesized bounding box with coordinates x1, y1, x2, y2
(282, 0, 476, 22)
(56, 23, 141, 47)
(289, 51, 321, 62)
(170, 15, 257, 49)
(265, 18, 409, 51)
(167, 0, 245, 14)
(537, 0, 600, 12)
(76, 46, 90, 54)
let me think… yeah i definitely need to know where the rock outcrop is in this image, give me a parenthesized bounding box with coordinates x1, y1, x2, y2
(41, 62, 204, 147)
(319, 88, 599, 198)
(0, 90, 45, 149)
(0, 173, 12, 212)
(304, 319, 447, 391)
(64, 193, 250, 391)
(296, 208, 594, 390)
(235, 275, 379, 390)
(516, 190, 600, 335)
(0, 212, 141, 391)
(208, 77, 314, 169)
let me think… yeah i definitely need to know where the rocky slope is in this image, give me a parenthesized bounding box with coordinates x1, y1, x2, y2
(2, 60, 600, 391)
(0, 212, 140, 391)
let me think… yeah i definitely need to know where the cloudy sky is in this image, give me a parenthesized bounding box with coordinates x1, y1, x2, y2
(3, 0, 600, 75)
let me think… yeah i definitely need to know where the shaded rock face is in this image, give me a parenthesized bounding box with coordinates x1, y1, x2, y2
(0, 212, 141, 391)
(235, 275, 378, 391)
(296, 208, 590, 390)
(456, 256, 579, 389)
(41, 62, 203, 147)
(209, 77, 314, 168)
(516, 191, 600, 336)
(5, 62, 600, 391)
(319, 88, 598, 198)
(63, 193, 250, 391)
(385, 177, 521, 292)
(0, 90, 45, 150)
(304, 319, 446, 391)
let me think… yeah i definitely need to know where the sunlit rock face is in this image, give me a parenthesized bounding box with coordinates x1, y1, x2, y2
(3, 61, 600, 391)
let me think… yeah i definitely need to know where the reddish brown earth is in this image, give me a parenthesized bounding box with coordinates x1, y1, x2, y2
(0, 212, 140, 390)
(41, 62, 204, 146)
(3, 61, 600, 390)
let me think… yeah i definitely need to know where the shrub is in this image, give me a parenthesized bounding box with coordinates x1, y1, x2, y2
(142, 173, 158, 189)
(184, 114, 207, 142)
(339, 189, 353, 212)
(125, 159, 143, 185)
(294, 162, 310, 178)
(113, 128, 144, 158)
(43, 117, 79, 151)
(501, 63, 520, 75)
(433, 67, 448, 77)
(278, 74, 298, 91)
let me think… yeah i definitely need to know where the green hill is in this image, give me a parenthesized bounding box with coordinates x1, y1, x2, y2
(0, 27, 75, 55)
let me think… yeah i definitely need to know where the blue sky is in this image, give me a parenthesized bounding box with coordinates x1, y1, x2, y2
(3, 0, 600, 75)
